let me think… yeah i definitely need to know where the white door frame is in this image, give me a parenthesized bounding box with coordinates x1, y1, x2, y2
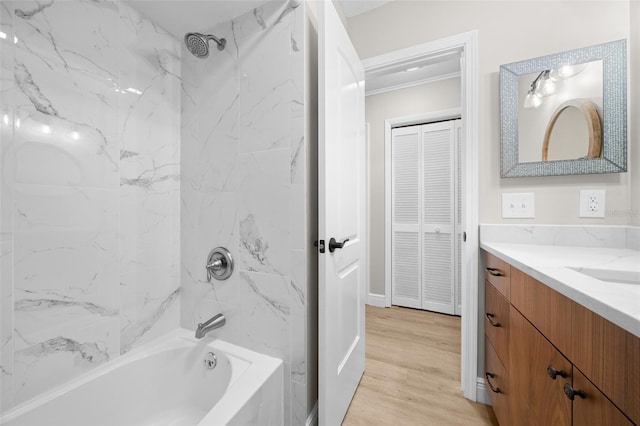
(363, 30, 479, 401)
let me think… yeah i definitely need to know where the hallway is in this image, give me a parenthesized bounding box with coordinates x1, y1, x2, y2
(343, 306, 498, 425)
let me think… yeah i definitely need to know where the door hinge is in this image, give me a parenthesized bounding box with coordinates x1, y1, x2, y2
(463, 232, 467, 242)
(314, 239, 325, 253)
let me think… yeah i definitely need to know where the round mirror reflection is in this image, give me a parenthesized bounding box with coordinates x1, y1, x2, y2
(542, 99, 602, 162)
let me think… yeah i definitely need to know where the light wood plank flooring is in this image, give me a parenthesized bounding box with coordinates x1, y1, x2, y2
(342, 306, 498, 426)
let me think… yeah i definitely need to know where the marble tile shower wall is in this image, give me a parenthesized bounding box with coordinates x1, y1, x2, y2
(180, 3, 307, 426)
(0, 0, 181, 413)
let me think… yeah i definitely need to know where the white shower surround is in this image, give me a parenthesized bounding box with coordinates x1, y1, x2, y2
(1, 1, 309, 424)
(180, 3, 309, 425)
(1, 0, 181, 413)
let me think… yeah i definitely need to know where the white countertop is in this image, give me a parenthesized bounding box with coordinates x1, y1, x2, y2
(480, 242, 640, 338)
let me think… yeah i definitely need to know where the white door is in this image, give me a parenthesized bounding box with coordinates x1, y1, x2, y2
(318, 1, 366, 425)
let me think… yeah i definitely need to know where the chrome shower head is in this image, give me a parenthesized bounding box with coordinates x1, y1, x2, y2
(184, 32, 226, 59)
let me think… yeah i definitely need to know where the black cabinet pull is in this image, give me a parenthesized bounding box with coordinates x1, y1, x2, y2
(563, 383, 586, 400)
(547, 365, 568, 380)
(485, 267, 503, 277)
(485, 372, 501, 393)
(328, 237, 349, 253)
(485, 313, 501, 327)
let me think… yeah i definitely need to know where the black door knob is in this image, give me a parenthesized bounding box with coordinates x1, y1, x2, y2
(328, 237, 349, 253)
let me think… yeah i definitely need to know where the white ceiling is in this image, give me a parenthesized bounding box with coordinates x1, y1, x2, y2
(340, 0, 394, 18)
(124, 0, 266, 39)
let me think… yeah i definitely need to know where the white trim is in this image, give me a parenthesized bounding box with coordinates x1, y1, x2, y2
(366, 72, 461, 97)
(306, 401, 318, 426)
(476, 377, 491, 406)
(365, 122, 371, 311)
(365, 30, 479, 402)
(384, 108, 461, 310)
(366, 293, 386, 307)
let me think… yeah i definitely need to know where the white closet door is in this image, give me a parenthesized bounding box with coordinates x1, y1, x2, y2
(391, 126, 421, 309)
(422, 121, 455, 315)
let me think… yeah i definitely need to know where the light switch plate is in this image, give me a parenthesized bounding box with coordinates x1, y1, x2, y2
(580, 189, 605, 218)
(502, 192, 535, 218)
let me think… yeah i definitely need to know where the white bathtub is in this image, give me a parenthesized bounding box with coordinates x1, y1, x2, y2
(1, 329, 283, 426)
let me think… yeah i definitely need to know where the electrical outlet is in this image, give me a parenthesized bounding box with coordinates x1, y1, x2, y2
(502, 192, 535, 218)
(579, 189, 605, 218)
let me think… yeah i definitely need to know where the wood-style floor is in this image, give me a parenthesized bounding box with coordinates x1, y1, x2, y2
(342, 306, 498, 426)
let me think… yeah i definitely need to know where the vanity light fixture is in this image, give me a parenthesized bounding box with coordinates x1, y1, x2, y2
(523, 71, 545, 109)
(549, 63, 587, 81)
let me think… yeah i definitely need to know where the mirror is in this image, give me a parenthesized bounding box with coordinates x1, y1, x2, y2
(500, 40, 627, 177)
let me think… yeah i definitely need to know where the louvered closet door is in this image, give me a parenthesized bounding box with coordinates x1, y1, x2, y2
(422, 121, 456, 315)
(391, 126, 422, 309)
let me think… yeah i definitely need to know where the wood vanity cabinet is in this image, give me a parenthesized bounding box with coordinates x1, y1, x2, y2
(483, 251, 638, 426)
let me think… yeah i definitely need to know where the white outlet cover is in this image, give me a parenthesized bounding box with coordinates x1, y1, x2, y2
(579, 189, 606, 218)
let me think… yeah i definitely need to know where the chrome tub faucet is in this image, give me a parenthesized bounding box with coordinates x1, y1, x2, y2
(195, 313, 226, 339)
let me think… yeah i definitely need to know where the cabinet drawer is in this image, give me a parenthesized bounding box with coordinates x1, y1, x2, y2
(485, 339, 509, 425)
(572, 368, 633, 425)
(485, 280, 509, 368)
(484, 251, 510, 299)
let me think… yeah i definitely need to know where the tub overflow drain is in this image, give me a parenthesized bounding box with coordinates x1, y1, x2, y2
(204, 352, 217, 369)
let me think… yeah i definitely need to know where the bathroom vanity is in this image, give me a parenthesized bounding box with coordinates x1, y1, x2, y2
(481, 237, 639, 425)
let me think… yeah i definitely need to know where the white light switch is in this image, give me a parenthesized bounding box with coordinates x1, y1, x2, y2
(580, 189, 605, 218)
(502, 192, 535, 219)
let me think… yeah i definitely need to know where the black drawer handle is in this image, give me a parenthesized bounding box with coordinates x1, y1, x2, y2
(563, 383, 586, 400)
(547, 365, 568, 380)
(485, 313, 501, 327)
(486, 267, 504, 277)
(485, 372, 501, 393)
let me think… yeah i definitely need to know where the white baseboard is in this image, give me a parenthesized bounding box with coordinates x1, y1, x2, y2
(367, 293, 386, 307)
(476, 377, 491, 405)
(306, 402, 318, 426)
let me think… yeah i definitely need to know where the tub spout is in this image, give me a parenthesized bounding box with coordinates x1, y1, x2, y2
(195, 313, 226, 339)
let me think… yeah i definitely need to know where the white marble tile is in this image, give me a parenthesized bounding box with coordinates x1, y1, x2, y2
(1, 236, 14, 413)
(290, 184, 305, 251)
(13, 230, 119, 344)
(238, 149, 291, 276)
(13, 317, 120, 405)
(120, 267, 180, 353)
(12, 0, 121, 188)
(14, 184, 118, 231)
(119, 183, 178, 274)
(627, 227, 640, 251)
(480, 224, 627, 248)
(238, 271, 291, 361)
(238, 6, 291, 154)
(290, 380, 307, 426)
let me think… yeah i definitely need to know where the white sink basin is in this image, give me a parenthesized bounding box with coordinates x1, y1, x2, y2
(569, 267, 640, 285)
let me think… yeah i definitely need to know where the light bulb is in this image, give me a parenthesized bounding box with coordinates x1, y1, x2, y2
(523, 92, 542, 109)
(541, 78, 556, 96)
